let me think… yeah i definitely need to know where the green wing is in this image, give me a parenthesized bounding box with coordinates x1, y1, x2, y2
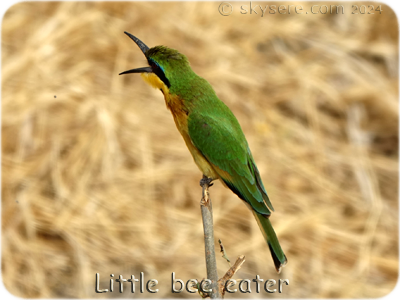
(188, 111, 274, 216)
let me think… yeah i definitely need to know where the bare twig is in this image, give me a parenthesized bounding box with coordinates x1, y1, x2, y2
(218, 255, 246, 297)
(200, 176, 221, 299)
(218, 239, 231, 267)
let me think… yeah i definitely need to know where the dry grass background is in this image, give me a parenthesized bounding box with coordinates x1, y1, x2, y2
(1, 1, 398, 298)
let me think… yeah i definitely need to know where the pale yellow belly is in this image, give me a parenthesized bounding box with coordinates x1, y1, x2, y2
(168, 105, 219, 179)
(174, 118, 219, 180)
(185, 136, 219, 180)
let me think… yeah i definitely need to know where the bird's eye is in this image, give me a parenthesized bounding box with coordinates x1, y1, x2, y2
(149, 61, 159, 71)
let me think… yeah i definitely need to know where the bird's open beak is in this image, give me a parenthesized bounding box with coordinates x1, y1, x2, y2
(119, 32, 152, 75)
(119, 66, 152, 75)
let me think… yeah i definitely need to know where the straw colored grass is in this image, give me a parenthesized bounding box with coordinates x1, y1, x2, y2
(1, 1, 398, 298)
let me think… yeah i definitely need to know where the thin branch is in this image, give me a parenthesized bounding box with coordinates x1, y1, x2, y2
(200, 176, 221, 299)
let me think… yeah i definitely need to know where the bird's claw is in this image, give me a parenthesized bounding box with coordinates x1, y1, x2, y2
(200, 176, 213, 187)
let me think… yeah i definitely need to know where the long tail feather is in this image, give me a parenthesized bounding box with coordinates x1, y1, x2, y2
(252, 211, 287, 273)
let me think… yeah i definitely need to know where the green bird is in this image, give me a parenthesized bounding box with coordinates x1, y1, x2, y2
(120, 32, 287, 273)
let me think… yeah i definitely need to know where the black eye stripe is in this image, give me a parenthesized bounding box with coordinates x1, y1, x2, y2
(147, 59, 171, 88)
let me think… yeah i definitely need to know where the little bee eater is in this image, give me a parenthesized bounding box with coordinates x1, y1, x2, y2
(120, 32, 287, 273)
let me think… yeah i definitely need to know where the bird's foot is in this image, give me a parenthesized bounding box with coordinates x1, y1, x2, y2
(200, 175, 213, 188)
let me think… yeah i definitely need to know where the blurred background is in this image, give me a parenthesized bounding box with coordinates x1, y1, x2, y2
(1, 1, 398, 298)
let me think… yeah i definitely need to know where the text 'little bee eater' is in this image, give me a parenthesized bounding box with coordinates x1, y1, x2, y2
(119, 32, 287, 273)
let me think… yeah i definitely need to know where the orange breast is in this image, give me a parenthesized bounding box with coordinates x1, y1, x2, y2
(140, 72, 218, 179)
(165, 93, 219, 180)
